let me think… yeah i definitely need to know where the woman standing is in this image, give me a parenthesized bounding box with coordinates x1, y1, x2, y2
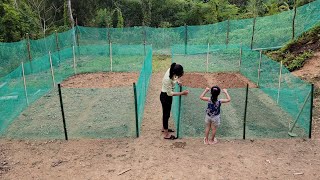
(160, 63, 189, 140)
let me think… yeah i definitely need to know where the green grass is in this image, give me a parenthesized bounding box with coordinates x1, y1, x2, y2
(265, 25, 320, 71)
(152, 55, 171, 72)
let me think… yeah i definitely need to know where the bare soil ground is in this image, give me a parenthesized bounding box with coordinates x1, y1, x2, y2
(1, 69, 320, 179)
(61, 72, 139, 88)
(180, 72, 257, 89)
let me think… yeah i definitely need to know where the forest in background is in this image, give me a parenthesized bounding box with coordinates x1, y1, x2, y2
(0, 0, 314, 42)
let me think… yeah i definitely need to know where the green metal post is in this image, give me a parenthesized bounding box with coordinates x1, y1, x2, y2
(177, 86, 182, 138)
(58, 84, 68, 140)
(309, 84, 314, 139)
(133, 83, 139, 137)
(243, 84, 249, 139)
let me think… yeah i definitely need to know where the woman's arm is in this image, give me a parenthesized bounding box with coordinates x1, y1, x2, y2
(171, 90, 189, 96)
(199, 87, 210, 101)
(220, 89, 231, 103)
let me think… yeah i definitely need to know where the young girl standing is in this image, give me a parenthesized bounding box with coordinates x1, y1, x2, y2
(199, 86, 231, 144)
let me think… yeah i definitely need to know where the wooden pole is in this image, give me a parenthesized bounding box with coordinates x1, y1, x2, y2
(55, 30, 61, 65)
(21, 62, 29, 106)
(250, 17, 256, 50)
(277, 61, 283, 104)
(72, 45, 77, 74)
(239, 42, 243, 70)
(26, 33, 32, 61)
(184, 24, 188, 55)
(49, 51, 56, 87)
(257, 50, 262, 87)
(107, 24, 111, 44)
(143, 26, 146, 56)
(206, 43, 209, 73)
(226, 19, 230, 48)
(292, 0, 297, 40)
(110, 42, 113, 72)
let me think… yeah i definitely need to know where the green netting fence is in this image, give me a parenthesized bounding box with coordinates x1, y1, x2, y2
(172, 44, 313, 139)
(1, 0, 320, 78)
(0, 0, 319, 139)
(0, 42, 152, 139)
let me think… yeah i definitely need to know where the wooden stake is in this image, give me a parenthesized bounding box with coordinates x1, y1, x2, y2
(277, 61, 283, 104)
(49, 51, 56, 87)
(239, 42, 243, 69)
(206, 43, 209, 73)
(250, 17, 256, 50)
(72, 45, 77, 74)
(21, 62, 29, 106)
(110, 42, 113, 72)
(257, 50, 262, 87)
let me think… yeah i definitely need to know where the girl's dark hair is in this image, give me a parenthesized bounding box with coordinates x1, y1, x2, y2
(210, 86, 221, 103)
(169, 63, 184, 79)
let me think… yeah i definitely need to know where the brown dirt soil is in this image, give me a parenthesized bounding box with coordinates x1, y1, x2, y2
(1, 72, 320, 179)
(61, 72, 139, 88)
(180, 72, 257, 89)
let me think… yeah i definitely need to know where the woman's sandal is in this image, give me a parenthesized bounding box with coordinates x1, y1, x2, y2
(162, 129, 175, 132)
(164, 135, 176, 140)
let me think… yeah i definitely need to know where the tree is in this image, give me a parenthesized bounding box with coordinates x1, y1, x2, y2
(20, 0, 64, 37)
(0, 3, 21, 42)
(246, 0, 265, 17)
(141, 0, 151, 26)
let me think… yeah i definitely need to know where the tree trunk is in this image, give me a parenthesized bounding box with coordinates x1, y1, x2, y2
(68, 0, 76, 46)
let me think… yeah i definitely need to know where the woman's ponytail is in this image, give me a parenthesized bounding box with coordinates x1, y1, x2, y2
(169, 63, 176, 79)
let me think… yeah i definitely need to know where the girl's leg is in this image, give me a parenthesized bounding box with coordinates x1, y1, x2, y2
(204, 122, 211, 144)
(209, 124, 218, 144)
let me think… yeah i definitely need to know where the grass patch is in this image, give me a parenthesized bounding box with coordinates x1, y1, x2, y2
(265, 25, 320, 71)
(152, 55, 171, 72)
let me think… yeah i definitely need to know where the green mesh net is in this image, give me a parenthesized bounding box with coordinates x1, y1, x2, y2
(0, 43, 152, 139)
(0, 1, 318, 139)
(172, 45, 312, 138)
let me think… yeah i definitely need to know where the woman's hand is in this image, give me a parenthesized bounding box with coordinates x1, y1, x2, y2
(205, 87, 210, 92)
(181, 90, 189, 95)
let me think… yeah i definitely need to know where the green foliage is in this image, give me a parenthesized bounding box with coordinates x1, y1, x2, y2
(92, 8, 112, 27)
(266, 24, 320, 71)
(285, 50, 314, 71)
(141, 0, 151, 26)
(0, 3, 21, 42)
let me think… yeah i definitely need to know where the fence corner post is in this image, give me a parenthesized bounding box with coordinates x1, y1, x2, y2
(133, 83, 139, 138)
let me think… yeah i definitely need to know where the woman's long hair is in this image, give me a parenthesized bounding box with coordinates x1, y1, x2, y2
(169, 63, 184, 79)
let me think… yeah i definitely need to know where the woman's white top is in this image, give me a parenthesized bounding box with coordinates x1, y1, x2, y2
(161, 68, 179, 96)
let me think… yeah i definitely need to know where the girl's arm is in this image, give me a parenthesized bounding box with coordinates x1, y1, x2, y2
(220, 89, 231, 103)
(199, 87, 210, 101)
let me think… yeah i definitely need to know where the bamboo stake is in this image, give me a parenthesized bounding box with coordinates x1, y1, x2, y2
(21, 62, 29, 106)
(277, 61, 283, 104)
(239, 42, 242, 69)
(49, 51, 56, 87)
(72, 45, 77, 74)
(206, 43, 209, 73)
(257, 50, 262, 87)
(110, 42, 113, 72)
